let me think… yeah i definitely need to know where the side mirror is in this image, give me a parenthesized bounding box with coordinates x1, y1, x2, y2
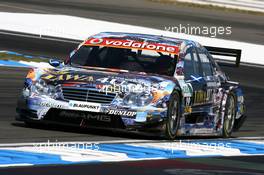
(49, 59, 62, 67)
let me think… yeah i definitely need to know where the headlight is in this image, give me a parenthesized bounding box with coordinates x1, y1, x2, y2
(124, 92, 153, 107)
(30, 79, 61, 99)
(32, 79, 48, 94)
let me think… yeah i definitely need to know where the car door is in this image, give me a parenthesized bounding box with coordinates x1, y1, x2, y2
(182, 46, 221, 131)
(183, 45, 208, 107)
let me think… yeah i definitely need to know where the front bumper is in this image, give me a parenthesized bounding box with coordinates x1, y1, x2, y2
(16, 96, 167, 132)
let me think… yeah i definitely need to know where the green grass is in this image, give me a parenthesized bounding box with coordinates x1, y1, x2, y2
(148, 0, 264, 15)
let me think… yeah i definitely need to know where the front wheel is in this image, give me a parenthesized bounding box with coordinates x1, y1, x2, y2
(165, 92, 181, 140)
(222, 93, 236, 138)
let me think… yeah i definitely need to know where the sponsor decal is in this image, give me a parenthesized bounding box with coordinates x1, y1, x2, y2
(107, 109, 137, 117)
(41, 74, 94, 82)
(152, 90, 170, 103)
(237, 95, 244, 103)
(192, 128, 214, 134)
(26, 68, 36, 80)
(193, 89, 213, 104)
(39, 101, 63, 109)
(184, 106, 192, 113)
(59, 111, 111, 123)
(213, 88, 223, 104)
(59, 111, 85, 118)
(190, 75, 203, 82)
(206, 81, 218, 87)
(69, 101, 101, 112)
(178, 80, 193, 97)
(85, 114, 111, 122)
(84, 38, 179, 54)
(185, 97, 191, 106)
(239, 103, 245, 114)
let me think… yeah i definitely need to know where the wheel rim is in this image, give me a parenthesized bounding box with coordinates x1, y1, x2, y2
(225, 96, 235, 134)
(169, 100, 178, 135)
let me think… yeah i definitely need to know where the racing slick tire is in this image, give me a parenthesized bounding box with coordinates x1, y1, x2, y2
(222, 92, 237, 138)
(165, 91, 181, 140)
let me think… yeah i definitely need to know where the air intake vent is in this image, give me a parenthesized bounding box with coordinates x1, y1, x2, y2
(62, 87, 116, 104)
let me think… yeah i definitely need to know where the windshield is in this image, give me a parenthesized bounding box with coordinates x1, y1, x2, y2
(70, 45, 177, 76)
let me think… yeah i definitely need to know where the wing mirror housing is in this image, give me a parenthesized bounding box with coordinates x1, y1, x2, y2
(49, 59, 62, 67)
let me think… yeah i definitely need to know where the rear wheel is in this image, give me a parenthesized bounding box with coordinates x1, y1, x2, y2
(223, 93, 236, 137)
(165, 92, 181, 140)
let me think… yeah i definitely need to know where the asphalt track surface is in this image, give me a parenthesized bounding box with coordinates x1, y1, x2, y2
(0, 0, 263, 44)
(0, 0, 264, 174)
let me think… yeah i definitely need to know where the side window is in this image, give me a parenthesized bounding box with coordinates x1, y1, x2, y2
(205, 50, 222, 73)
(198, 49, 213, 77)
(183, 47, 200, 80)
(192, 48, 200, 76)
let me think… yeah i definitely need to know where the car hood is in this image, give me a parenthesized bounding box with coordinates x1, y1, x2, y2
(38, 66, 177, 97)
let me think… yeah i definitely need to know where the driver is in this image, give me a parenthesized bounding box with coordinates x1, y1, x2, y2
(119, 49, 144, 72)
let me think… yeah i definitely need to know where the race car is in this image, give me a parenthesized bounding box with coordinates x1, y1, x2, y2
(16, 32, 246, 139)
